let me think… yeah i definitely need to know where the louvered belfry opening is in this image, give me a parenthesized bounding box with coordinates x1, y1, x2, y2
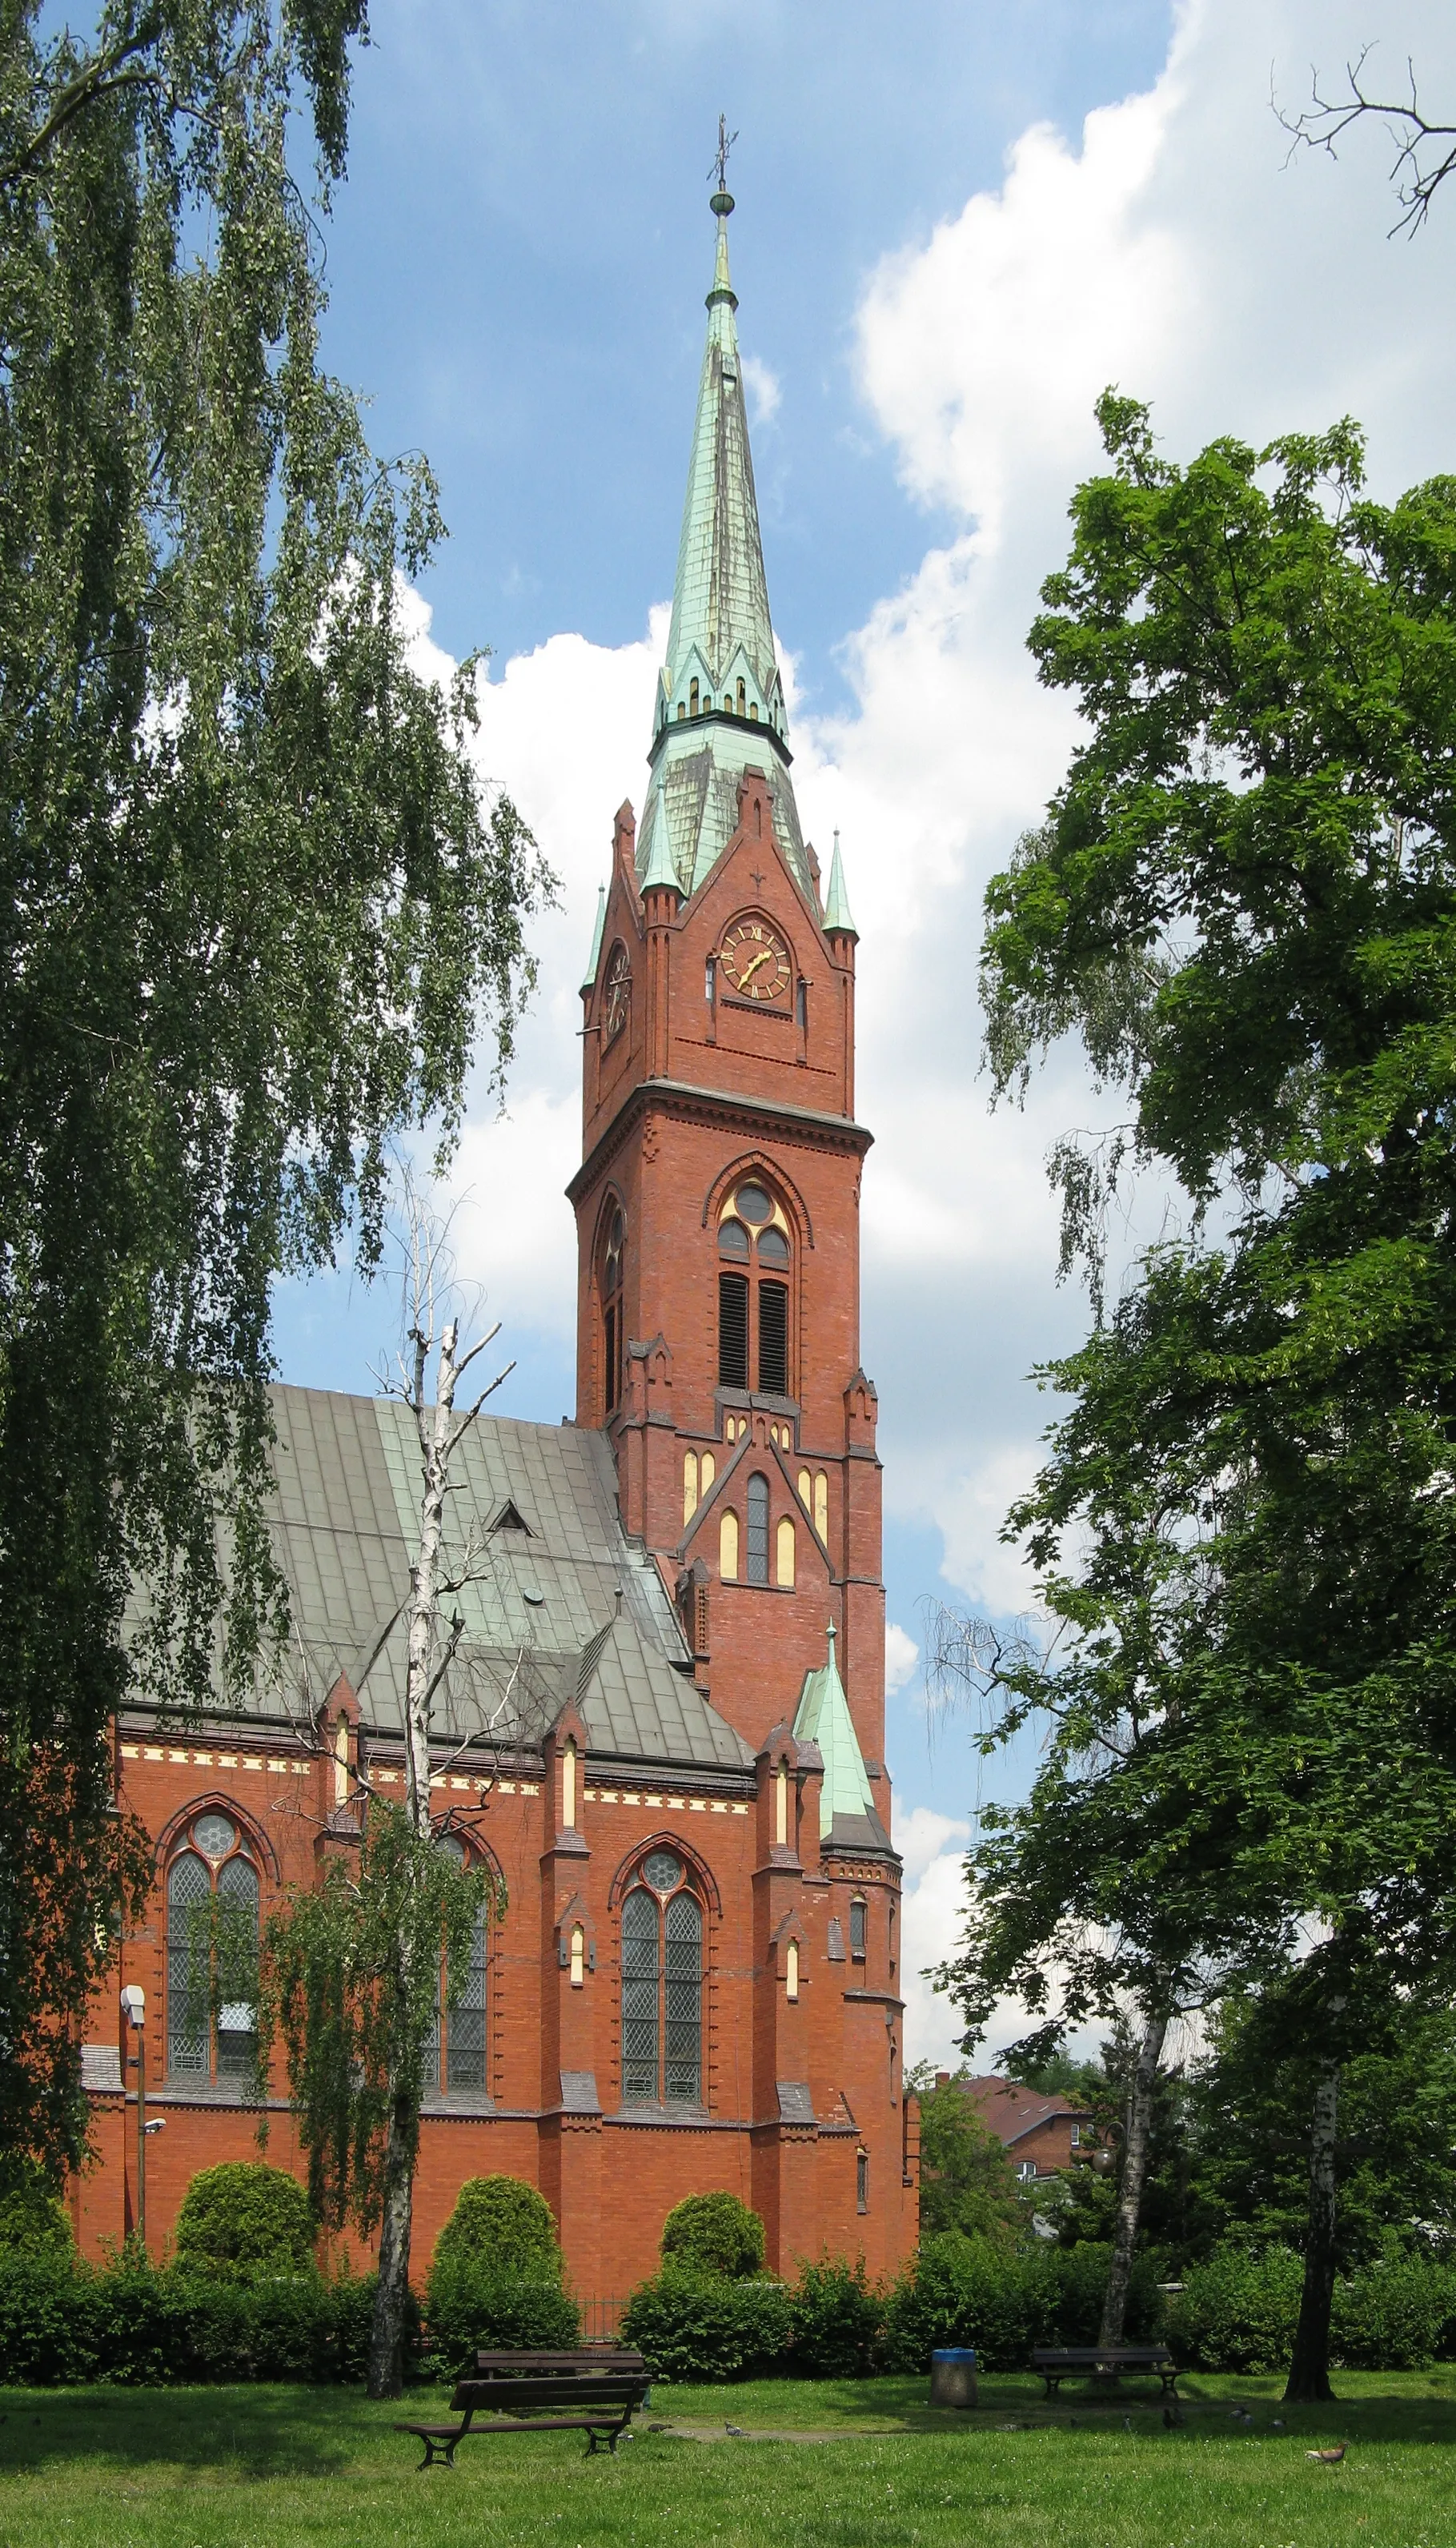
(718, 1269, 748, 1388)
(758, 1279, 788, 1395)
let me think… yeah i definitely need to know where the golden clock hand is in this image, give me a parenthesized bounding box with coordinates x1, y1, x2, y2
(737, 946, 775, 985)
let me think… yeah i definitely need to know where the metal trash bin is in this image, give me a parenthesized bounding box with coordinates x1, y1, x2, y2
(930, 2346, 978, 2408)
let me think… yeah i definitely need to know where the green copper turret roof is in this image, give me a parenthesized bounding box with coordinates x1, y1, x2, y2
(639, 804, 682, 897)
(580, 883, 607, 992)
(636, 188, 812, 905)
(824, 832, 857, 937)
(793, 1620, 876, 1840)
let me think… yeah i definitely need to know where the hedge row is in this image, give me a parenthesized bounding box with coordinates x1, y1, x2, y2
(617, 2239, 1165, 2381)
(1169, 2245, 1456, 2374)
(0, 2256, 399, 2385)
(618, 2237, 1456, 2381)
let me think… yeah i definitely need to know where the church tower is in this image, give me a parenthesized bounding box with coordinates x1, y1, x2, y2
(569, 183, 887, 1800)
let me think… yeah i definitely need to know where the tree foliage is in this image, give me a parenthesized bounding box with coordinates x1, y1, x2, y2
(963, 395, 1456, 2394)
(172, 2161, 314, 2279)
(431, 2176, 564, 2283)
(0, 1, 552, 2172)
(251, 1804, 501, 2236)
(904, 2069, 1027, 2246)
(659, 2191, 766, 2282)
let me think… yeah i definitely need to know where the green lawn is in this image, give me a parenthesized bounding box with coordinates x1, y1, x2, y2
(2, 2372, 1456, 2546)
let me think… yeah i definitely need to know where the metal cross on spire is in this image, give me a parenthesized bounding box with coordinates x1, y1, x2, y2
(710, 113, 738, 195)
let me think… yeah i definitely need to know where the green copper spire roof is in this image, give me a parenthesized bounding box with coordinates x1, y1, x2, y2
(580, 883, 607, 992)
(792, 1620, 876, 1840)
(636, 183, 812, 905)
(823, 831, 857, 937)
(639, 804, 682, 897)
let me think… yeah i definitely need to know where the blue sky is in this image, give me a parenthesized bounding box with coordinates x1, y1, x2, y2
(311, 0, 1173, 700)
(274, 0, 1456, 2062)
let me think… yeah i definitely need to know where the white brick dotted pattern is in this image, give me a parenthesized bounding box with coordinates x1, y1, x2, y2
(118, 1747, 747, 1812)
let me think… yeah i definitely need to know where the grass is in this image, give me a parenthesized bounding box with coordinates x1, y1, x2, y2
(2, 2371, 1456, 2546)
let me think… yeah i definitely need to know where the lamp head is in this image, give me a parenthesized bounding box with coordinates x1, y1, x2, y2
(119, 1984, 145, 2027)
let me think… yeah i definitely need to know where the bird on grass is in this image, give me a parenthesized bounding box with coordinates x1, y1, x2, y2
(1162, 2406, 1185, 2430)
(724, 2423, 747, 2437)
(1307, 2446, 1346, 2463)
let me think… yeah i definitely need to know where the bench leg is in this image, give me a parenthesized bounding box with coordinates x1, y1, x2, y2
(416, 2437, 458, 2472)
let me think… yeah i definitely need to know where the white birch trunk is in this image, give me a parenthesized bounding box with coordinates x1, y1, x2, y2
(1098, 2000, 1169, 2349)
(367, 1313, 462, 2401)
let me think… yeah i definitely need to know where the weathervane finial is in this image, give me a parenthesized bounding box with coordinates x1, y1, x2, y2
(709, 113, 738, 214)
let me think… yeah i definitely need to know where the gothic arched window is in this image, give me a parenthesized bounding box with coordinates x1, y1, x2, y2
(621, 1850, 703, 2105)
(166, 1811, 259, 2082)
(717, 1180, 793, 1399)
(423, 1835, 489, 2095)
(601, 1204, 625, 1416)
(746, 1472, 770, 1586)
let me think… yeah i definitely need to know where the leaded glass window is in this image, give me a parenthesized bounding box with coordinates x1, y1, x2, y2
(621, 1888, 660, 2101)
(621, 1868, 703, 2105)
(423, 1838, 489, 2093)
(746, 1473, 770, 1585)
(166, 1819, 259, 2084)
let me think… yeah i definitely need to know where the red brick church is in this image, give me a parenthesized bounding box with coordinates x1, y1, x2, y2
(74, 183, 919, 2298)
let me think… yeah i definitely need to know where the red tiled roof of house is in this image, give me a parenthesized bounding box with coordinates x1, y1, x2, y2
(945, 2074, 1091, 2150)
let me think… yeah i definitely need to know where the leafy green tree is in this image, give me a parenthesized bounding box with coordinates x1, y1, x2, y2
(0, 1, 552, 2175)
(660, 2192, 766, 2281)
(978, 394, 1456, 2398)
(172, 2160, 314, 2279)
(905, 2068, 1028, 2247)
(251, 1804, 499, 2307)
(432, 2176, 565, 2282)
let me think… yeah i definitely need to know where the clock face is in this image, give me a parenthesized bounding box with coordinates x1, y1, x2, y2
(719, 916, 792, 1005)
(603, 943, 630, 1044)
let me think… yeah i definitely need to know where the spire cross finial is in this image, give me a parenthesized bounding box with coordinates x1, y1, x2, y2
(711, 114, 738, 195)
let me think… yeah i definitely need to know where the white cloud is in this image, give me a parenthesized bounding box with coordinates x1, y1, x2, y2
(740, 351, 781, 427)
(884, 1622, 919, 1696)
(404, 0, 1456, 1699)
(897, 1805, 969, 2070)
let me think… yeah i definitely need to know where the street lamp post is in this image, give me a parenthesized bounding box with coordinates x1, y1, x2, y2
(120, 1985, 146, 2251)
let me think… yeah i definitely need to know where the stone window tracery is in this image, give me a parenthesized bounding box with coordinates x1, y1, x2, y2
(716, 1179, 794, 1400)
(166, 1810, 259, 2084)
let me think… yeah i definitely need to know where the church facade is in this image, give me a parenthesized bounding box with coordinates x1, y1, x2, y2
(74, 187, 919, 2300)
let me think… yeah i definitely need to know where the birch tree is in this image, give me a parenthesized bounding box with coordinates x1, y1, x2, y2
(0, 0, 553, 2173)
(255, 1182, 524, 2399)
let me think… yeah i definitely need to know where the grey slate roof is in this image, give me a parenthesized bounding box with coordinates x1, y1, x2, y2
(246, 1385, 752, 1776)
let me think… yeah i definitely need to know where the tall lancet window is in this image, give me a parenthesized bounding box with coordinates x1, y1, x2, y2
(621, 1850, 703, 2105)
(717, 1181, 793, 1401)
(601, 1206, 624, 1416)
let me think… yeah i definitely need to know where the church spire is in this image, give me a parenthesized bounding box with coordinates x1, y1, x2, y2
(636, 166, 812, 904)
(659, 181, 780, 738)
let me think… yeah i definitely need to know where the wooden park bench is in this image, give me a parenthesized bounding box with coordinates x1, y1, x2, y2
(397, 2353, 651, 2469)
(1030, 2345, 1181, 2402)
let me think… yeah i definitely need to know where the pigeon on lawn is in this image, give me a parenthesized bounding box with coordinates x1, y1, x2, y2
(1307, 2446, 1346, 2462)
(725, 2424, 747, 2437)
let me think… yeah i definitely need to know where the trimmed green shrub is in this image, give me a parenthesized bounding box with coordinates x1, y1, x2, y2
(173, 2163, 314, 2280)
(0, 2160, 73, 2258)
(660, 2191, 765, 2281)
(424, 2257, 580, 2376)
(882, 2233, 1056, 2372)
(431, 2177, 564, 2283)
(788, 2256, 883, 2375)
(1332, 2256, 1456, 2371)
(621, 2269, 792, 2380)
(0, 2253, 412, 2385)
(1165, 2245, 1303, 2374)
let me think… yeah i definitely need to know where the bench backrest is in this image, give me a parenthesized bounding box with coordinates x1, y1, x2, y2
(451, 2374, 648, 2414)
(1031, 2346, 1171, 2366)
(473, 2349, 644, 2375)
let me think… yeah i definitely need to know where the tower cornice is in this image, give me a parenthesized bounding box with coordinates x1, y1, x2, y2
(566, 1077, 872, 1210)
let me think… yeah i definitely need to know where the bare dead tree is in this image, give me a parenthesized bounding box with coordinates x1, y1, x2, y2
(1277, 48, 1456, 235)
